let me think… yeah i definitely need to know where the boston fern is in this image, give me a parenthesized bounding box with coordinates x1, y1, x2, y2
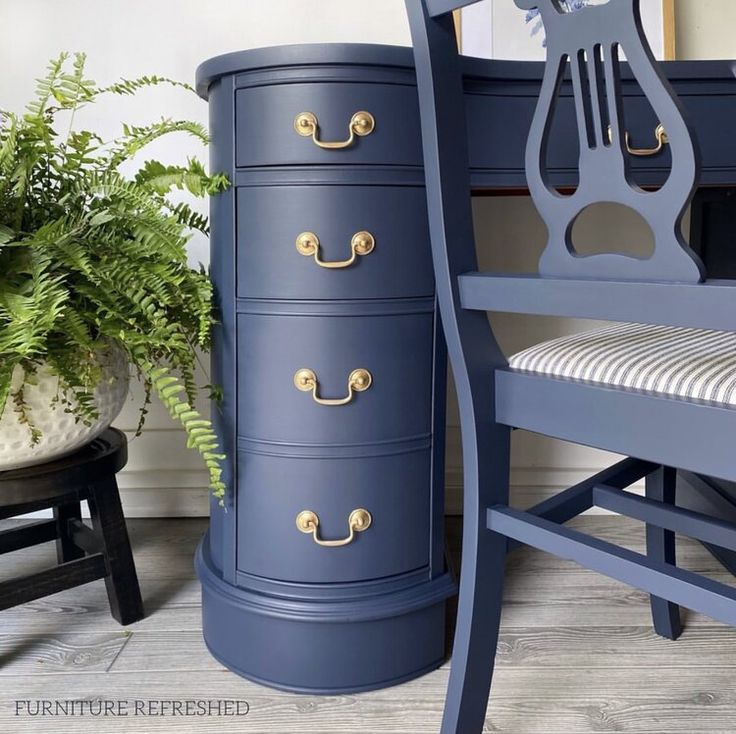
(0, 53, 229, 499)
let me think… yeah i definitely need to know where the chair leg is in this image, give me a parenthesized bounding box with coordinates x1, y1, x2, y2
(87, 477, 145, 626)
(646, 466, 682, 640)
(53, 500, 85, 564)
(442, 426, 510, 734)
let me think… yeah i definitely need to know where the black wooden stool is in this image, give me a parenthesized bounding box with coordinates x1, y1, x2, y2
(0, 428, 144, 625)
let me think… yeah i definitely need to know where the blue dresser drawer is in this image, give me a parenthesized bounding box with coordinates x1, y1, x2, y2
(235, 83, 422, 168)
(236, 186, 433, 300)
(236, 448, 430, 583)
(236, 308, 435, 446)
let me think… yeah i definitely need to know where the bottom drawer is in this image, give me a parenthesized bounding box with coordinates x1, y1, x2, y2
(236, 449, 430, 583)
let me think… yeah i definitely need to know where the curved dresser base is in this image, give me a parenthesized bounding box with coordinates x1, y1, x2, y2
(196, 534, 456, 694)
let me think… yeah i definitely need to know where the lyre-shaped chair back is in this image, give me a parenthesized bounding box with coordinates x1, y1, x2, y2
(515, 0, 704, 282)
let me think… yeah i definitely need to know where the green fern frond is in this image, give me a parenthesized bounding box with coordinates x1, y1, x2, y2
(0, 224, 14, 246)
(45, 350, 102, 426)
(134, 158, 226, 199)
(58, 308, 95, 351)
(134, 352, 226, 500)
(0, 250, 69, 358)
(165, 201, 209, 235)
(107, 119, 209, 168)
(191, 267, 215, 347)
(0, 112, 18, 179)
(134, 378, 152, 438)
(64, 130, 104, 173)
(52, 52, 95, 110)
(11, 378, 42, 445)
(0, 361, 18, 421)
(25, 53, 68, 121)
(79, 173, 189, 265)
(98, 75, 194, 97)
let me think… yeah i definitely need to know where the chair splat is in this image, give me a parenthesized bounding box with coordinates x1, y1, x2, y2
(516, 0, 704, 282)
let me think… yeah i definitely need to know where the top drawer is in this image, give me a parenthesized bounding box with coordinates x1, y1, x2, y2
(235, 83, 423, 168)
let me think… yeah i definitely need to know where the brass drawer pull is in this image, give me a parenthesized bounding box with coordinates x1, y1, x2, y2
(296, 231, 375, 269)
(294, 368, 372, 407)
(608, 123, 668, 157)
(296, 509, 372, 547)
(294, 111, 375, 150)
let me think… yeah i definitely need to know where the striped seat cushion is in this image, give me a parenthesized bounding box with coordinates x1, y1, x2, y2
(508, 323, 736, 407)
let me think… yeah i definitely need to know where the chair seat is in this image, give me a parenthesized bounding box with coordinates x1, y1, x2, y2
(509, 323, 736, 407)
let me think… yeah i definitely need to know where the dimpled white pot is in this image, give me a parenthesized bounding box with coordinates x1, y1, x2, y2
(0, 345, 130, 471)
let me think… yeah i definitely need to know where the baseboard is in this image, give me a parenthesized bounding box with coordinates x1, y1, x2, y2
(15, 470, 211, 520)
(444, 468, 644, 516)
(18, 466, 636, 519)
(443, 425, 643, 516)
(117, 471, 211, 517)
(16, 424, 641, 518)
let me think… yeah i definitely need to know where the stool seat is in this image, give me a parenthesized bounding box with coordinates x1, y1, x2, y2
(0, 429, 128, 518)
(0, 429, 144, 626)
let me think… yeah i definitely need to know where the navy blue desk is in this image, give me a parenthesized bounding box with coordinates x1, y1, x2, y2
(195, 45, 736, 694)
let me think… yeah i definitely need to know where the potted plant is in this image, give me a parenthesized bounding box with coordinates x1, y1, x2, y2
(0, 52, 228, 499)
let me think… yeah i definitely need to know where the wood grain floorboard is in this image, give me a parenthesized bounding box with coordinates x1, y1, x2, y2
(105, 624, 736, 674)
(0, 632, 129, 675)
(0, 669, 735, 733)
(0, 517, 735, 733)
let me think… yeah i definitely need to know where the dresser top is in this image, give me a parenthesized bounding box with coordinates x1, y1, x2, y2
(196, 43, 419, 99)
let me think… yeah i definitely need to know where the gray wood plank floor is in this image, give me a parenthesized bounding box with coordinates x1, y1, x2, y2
(1, 516, 736, 733)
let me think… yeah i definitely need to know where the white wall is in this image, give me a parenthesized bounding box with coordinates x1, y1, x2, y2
(462, 0, 667, 60)
(676, 0, 736, 60)
(2, 1, 735, 516)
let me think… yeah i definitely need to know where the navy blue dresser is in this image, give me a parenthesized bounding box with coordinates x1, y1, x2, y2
(194, 44, 456, 694)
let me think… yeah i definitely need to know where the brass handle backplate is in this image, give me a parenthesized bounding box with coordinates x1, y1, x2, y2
(294, 368, 372, 407)
(294, 111, 375, 150)
(296, 231, 375, 269)
(296, 509, 372, 547)
(608, 123, 669, 157)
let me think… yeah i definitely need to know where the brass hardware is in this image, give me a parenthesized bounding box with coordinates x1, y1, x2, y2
(295, 231, 375, 269)
(608, 123, 669, 157)
(293, 368, 372, 407)
(296, 508, 372, 547)
(294, 111, 375, 150)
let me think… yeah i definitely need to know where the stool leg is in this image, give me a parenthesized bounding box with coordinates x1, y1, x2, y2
(87, 477, 144, 625)
(53, 500, 85, 564)
(646, 466, 682, 640)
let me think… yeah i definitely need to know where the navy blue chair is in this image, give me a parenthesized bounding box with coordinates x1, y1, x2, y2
(405, 1, 736, 731)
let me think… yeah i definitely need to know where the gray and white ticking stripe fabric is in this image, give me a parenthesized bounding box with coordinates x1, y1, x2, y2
(509, 323, 736, 407)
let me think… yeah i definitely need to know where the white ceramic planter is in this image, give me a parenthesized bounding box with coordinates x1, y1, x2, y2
(0, 345, 130, 471)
